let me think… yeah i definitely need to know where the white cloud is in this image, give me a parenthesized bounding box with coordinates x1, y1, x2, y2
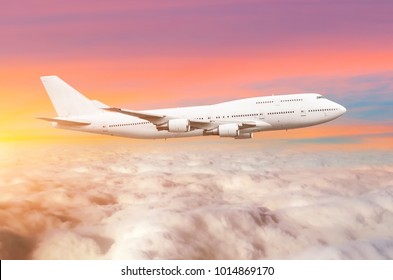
(0, 142, 392, 259)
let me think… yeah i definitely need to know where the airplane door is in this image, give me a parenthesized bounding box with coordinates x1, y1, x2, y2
(300, 108, 306, 117)
(259, 110, 265, 119)
(102, 123, 108, 133)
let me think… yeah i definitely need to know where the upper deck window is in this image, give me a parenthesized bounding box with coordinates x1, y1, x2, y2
(317, 95, 325, 99)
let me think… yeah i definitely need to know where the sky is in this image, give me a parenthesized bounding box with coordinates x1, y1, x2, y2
(1, 0, 393, 260)
(0, 0, 392, 148)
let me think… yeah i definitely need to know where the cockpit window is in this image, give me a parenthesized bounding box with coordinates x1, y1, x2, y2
(317, 95, 325, 99)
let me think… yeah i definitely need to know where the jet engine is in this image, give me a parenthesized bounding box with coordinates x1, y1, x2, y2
(218, 123, 239, 137)
(156, 119, 190, 132)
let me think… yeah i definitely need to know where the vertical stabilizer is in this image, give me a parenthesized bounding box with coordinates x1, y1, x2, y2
(40, 76, 101, 117)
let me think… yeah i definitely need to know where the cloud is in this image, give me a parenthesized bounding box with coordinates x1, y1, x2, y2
(292, 238, 393, 259)
(0, 142, 392, 259)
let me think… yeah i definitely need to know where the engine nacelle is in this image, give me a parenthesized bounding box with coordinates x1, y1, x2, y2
(157, 119, 190, 132)
(218, 123, 239, 137)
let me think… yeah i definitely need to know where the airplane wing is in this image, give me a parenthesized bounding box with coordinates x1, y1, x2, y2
(104, 107, 217, 130)
(104, 108, 166, 123)
(37, 117, 91, 126)
(104, 108, 271, 131)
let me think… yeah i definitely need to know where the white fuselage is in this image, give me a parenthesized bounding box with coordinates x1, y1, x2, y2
(53, 93, 346, 139)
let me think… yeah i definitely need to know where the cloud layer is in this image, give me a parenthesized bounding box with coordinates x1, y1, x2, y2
(1, 142, 392, 259)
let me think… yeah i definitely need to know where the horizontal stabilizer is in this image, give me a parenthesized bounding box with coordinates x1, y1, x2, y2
(37, 117, 91, 126)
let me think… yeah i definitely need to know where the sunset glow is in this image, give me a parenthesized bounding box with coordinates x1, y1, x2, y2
(1, 0, 392, 145)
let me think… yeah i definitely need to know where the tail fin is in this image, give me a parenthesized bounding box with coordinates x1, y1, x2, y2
(40, 76, 102, 117)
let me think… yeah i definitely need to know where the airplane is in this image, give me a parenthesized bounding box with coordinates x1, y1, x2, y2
(39, 76, 346, 140)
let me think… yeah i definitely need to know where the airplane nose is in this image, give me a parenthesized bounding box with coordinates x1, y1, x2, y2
(340, 105, 347, 114)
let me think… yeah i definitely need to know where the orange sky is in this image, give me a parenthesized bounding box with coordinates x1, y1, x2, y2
(1, 0, 392, 149)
